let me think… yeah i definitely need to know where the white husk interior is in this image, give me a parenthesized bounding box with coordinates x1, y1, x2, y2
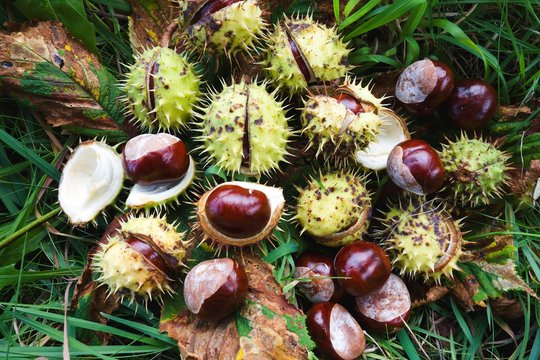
(58, 142, 124, 225)
(126, 156, 195, 207)
(356, 110, 409, 170)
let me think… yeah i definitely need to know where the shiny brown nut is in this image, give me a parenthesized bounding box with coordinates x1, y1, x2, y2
(184, 258, 248, 321)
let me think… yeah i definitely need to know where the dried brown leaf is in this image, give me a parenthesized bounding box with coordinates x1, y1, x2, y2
(508, 160, 540, 206)
(450, 275, 479, 311)
(128, 0, 180, 54)
(490, 296, 524, 321)
(411, 284, 450, 309)
(160, 255, 310, 360)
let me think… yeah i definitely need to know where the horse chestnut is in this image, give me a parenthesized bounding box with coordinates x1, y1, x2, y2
(307, 302, 366, 360)
(205, 184, 271, 239)
(333, 92, 365, 114)
(294, 252, 344, 303)
(334, 241, 391, 297)
(355, 274, 411, 333)
(441, 79, 498, 130)
(122, 133, 190, 185)
(184, 258, 248, 321)
(191, 0, 243, 23)
(387, 139, 445, 195)
(395, 59, 454, 116)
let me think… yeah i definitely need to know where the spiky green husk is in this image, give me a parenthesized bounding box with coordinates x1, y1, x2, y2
(94, 215, 189, 301)
(124, 46, 200, 131)
(440, 134, 510, 206)
(263, 15, 351, 93)
(379, 197, 462, 281)
(295, 171, 371, 247)
(301, 78, 385, 159)
(197, 79, 291, 175)
(183, 0, 265, 56)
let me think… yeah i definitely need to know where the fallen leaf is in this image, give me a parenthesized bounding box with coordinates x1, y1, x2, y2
(464, 234, 516, 264)
(128, 0, 180, 54)
(0, 21, 127, 140)
(160, 255, 313, 360)
(14, 0, 98, 53)
(450, 273, 481, 311)
(454, 259, 537, 309)
(411, 285, 450, 309)
(490, 296, 524, 321)
(498, 104, 532, 117)
(508, 160, 540, 208)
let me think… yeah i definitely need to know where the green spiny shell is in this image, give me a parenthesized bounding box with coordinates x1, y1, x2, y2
(301, 78, 385, 159)
(379, 197, 462, 281)
(94, 215, 188, 300)
(180, 0, 266, 56)
(296, 171, 371, 247)
(439, 134, 510, 206)
(197, 80, 291, 175)
(124, 46, 200, 131)
(120, 215, 188, 261)
(263, 15, 351, 93)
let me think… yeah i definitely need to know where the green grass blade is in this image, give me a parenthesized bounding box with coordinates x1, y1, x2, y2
(343, 0, 425, 40)
(0, 129, 60, 182)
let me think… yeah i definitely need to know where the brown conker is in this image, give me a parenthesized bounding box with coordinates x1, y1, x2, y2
(294, 252, 344, 303)
(387, 139, 445, 195)
(191, 0, 243, 24)
(355, 274, 411, 333)
(205, 184, 271, 239)
(306, 302, 366, 360)
(441, 79, 498, 130)
(122, 133, 190, 185)
(334, 241, 391, 297)
(285, 29, 313, 83)
(125, 235, 177, 279)
(395, 59, 455, 116)
(184, 258, 248, 321)
(333, 92, 365, 114)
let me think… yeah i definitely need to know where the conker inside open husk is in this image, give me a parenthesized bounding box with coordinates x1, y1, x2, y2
(196, 181, 285, 247)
